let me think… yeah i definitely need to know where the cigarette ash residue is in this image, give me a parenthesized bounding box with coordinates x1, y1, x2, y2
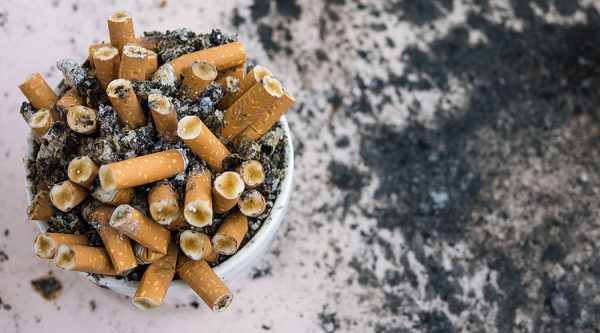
(31, 273, 62, 301)
(23, 29, 288, 280)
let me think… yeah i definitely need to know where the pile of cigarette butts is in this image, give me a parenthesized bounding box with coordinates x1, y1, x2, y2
(20, 10, 294, 311)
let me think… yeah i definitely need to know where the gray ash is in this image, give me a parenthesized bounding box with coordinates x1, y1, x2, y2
(25, 29, 288, 281)
(31, 274, 62, 300)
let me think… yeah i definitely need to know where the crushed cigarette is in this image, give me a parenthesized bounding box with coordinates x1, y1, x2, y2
(220, 75, 283, 139)
(179, 230, 212, 260)
(110, 204, 170, 254)
(238, 190, 267, 218)
(67, 105, 98, 135)
(99, 149, 187, 190)
(177, 256, 233, 312)
(49, 180, 90, 212)
(132, 242, 178, 310)
(212, 171, 245, 214)
(67, 156, 99, 188)
(134, 243, 166, 265)
(148, 182, 180, 225)
(27, 190, 54, 221)
(236, 88, 295, 142)
(183, 168, 213, 227)
(177, 115, 230, 172)
(211, 211, 248, 255)
(33, 233, 88, 259)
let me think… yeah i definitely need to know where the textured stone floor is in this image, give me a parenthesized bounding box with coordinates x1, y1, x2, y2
(1, 0, 600, 332)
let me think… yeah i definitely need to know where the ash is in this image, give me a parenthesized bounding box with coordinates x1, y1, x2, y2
(25, 29, 287, 281)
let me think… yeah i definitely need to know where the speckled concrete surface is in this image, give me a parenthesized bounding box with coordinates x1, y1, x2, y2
(2, 0, 600, 332)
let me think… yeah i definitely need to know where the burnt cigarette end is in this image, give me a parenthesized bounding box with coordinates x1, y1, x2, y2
(33, 233, 57, 259)
(49, 180, 90, 212)
(179, 230, 211, 260)
(28, 109, 53, 139)
(99, 165, 117, 190)
(212, 172, 244, 214)
(54, 245, 76, 270)
(212, 211, 248, 255)
(67, 106, 98, 135)
(238, 160, 265, 188)
(67, 156, 99, 188)
(184, 200, 212, 227)
(27, 190, 54, 221)
(238, 190, 266, 218)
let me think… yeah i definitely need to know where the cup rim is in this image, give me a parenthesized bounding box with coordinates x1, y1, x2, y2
(25, 115, 294, 292)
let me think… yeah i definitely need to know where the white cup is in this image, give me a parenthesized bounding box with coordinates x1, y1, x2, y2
(25, 116, 294, 304)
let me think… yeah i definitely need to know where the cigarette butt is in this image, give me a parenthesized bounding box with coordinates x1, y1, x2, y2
(176, 256, 233, 312)
(106, 78, 147, 129)
(166, 42, 246, 79)
(108, 10, 136, 53)
(93, 45, 120, 89)
(165, 212, 187, 231)
(110, 204, 170, 254)
(33, 232, 88, 259)
(211, 211, 248, 255)
(236, 88, 295, 142)
(132, 242, 178, 310)
(218, 65, 272, 110)
(55, 244, 117, 275)
(181, 61, 218, 99)
(19, 73, 58, 110)
(203, 246, 219, 264)
(88, 43, 111, 68)
(145, 50, 158, 80)
(56, 88, 86, 110)
(119, 43, 148, 81)
(238, 190, 266, 218)
(212, 172, 245, 214)
(184, 169, 213, 227)
(49, 180, 90, 212)
(148, 93, 178, 142)
(215, 63, 246, 89)
(27, 190, 54, 221)
(134, 242, 166, 264)
(99, 149, 187, 190)
(67, 156, 99, 188)
(138, 35, 160, 51)
(67, 105, 98, 135)
(220, 76, 284, 139)
(236, 160, 265, 188)
(179, 230, 212, 260)
(215, 75, 239, 95)
(148, 182, 179, 225)
(28, 109, 54, 139)
(177, 116, 230, 172)
(89, 205, 137, 274)
(91, 187, 134, 205)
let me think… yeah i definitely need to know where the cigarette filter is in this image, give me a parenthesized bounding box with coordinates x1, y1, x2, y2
(119, 43, 148, 81)
(27, 190, 54, 221)
(19, 73, 58, 110)
(177, 116, 230, 172)
(107, 10, 136, 53)
(33, 232, 88, 259)
(212, 172, 245, 214)
(28, 109, 54, 139)
(49, 180, 89, 212)
(183, 169, 213, 227)
(67, 156, 99, 188)
(132, 242, 178, 310)
(93, 45, 120, 88)
(148, 182, 180, 225)
(211, 211, 248, 255)
(181, 61, 217, 99)
(55, 244, 116, 275)
(88, 43, 110, 68)
(177, 256, 233, 312)
(179, 230, 212, 260)
(215, 63, 246, 90)
(89, 205, 137, 274)
(162, 42, 246, 80)
(56, 88, 85, 111)
(106, 78, 147, 129)
(218, 65, 272, 110)
(220, 76, 283, 139)
(91, 187, 134, 205)
(148, 93, 178, 142)
(67, 105, 98, 135)
(110, 205, 170, 254)
(144, 50, 158, 80)
(236, 160, 265, 188)
(238, 190, 266, 217)
(99, 149, 186, 190)
(237, 88, 295, 142)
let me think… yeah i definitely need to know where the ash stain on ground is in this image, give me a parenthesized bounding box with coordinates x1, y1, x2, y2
(31, 274, 62, 301)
